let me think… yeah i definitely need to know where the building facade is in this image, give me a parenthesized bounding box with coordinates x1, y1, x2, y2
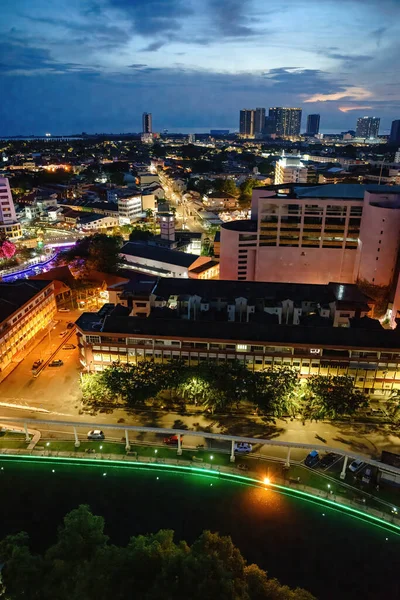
(274, 154, 309, 185)
(219, 184, 400, 288)
(0, 177, 22, 239)
(0, 281, 56, 372)
(390, 120, 400, 145)
(306, 114, 320, 136)
(118, 195, 143, 224)
(356, 117, 380, 139)
(142, 112, 152, 134)
(254, 108, 266, 136)
(268, 108, 302, 138)
(76, 292, 400, 397)
(239, 109, 255, 138)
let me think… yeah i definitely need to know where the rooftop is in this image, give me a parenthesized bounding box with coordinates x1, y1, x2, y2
(0, 280, 52, 322)
(120, 242, 199, 269)
(76, 312, 400, 350)
(294, 183, 400, 200)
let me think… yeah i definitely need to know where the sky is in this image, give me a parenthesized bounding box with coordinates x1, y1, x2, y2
(0, 0, 399, 135)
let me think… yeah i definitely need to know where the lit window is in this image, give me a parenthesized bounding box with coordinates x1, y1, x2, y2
(236, 344, 248, 352)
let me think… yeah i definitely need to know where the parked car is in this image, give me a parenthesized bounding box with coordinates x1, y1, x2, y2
(31, 359, 43, 370)
(49, 359, 63, 367)
(305, 450, 320, 467)
(349, 459, 365, 473)
(58, 308, 70, 312)
(87, 430, 105, 440)
(66, 322, 75, 329)
(361, 467, 373, 484)
(59, 331, 68, 337)
(163, 435, 183, 445)
(62, 344, 76, 350)
(319, 452, 339, 469)
(234, 442, 252, 453)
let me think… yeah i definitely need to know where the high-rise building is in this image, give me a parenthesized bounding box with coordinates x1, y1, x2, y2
(356, 117, 380, 139)
(390, 120, 400, 144)
(239, 109, 255, 137)
(306, 114, 320, 136)
(274, 154, 308, 185)
(254, 108, 266, 135)
(0, 177, 22, 239)
(263, 116, 276, 135)
(219, 183, 400, 289)
(142, 112, 152, 134)
(268, 107, 302, 138)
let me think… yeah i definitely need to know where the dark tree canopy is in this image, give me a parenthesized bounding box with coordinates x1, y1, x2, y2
(0, 505, 315, 600)
(57, 233, 123, 274)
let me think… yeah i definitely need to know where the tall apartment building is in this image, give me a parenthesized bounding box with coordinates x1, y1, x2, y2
(0, 281, 56, 372)
(395, 149, 400, 164)
(118, 194, 143, 224)
(239, 109, 255, 138)
(268, 107, 302, 138)
(219, 183, 400, 291)
(356, 117, 380, 139)
(0, 177, 22, 239)
(390, 120, 400, 145)
(274, 154, 308, 185)
(306, 114, 320, 136)
(142, 112, 152, 134)
(254, 108, 266, 136)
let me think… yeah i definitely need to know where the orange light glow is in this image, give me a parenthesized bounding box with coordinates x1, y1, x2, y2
(263, 477, 271, 485)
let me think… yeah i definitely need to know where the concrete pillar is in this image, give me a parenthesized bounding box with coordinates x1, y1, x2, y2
(230, 440, 235, 463)
(340, 455, 348, 480)
(73, 427, 80, 448)
(177, 434, 182, 456)
(24, 423, 30, 443)
(285, 447, 291, 468)
(125, 429, 131, 451)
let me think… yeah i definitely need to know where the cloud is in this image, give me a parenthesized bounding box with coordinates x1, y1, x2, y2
(324, 52, 372, 66)
(128, 63, 147, 69)
(304, 86, 373, 103)
(370, 26, 387, 48)
(140, 40, 166, 52)
(107, 0, 193, 36)
(208, 0, 260, 38)
(338, 105, 373, 113)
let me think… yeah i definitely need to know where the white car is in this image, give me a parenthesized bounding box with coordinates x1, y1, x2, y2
(234, 442, 252, 454)
(87, 430, 105, 440)
(58, 308, 70, 312)
(349, 459, 364, 473)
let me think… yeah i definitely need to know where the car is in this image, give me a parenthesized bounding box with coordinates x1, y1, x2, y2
(66, 322, 75, 329)
(349, 459, 365, 473)
(361, 467, 373, 484)
(163, 435, 183, 445)
(234, 442, 252, 454)
(59, 331, 68, 337)
(62, 344, 76, 350)
(48, 359, 63, 367)
(32, 359, 43, 370)
(58, 308, 70, 312)
(87, 430, 105, 440)
(319, 452, 339, 469)
(305, 450, 320, 468)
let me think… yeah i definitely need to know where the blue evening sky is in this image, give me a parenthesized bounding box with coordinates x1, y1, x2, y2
(0, 0, 399, 135)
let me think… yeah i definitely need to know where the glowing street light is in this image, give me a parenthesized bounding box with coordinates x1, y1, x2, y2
(210, 455, 214, 460)
(264, 477, 271, 485)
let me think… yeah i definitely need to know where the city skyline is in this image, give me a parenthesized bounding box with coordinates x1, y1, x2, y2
(0, 0, 399, 135)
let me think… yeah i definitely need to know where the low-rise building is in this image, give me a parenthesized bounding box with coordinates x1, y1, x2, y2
(75, 277, 400, 397)
(117, 195, 143, 224)
(0, 281, 56, 372)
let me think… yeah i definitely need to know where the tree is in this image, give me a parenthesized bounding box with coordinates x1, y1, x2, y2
(57, 233, 123, 273)
(304, 375, 367, 420)
(109, 172, 125, 186)
(250, 367, 299, 417)
(129, 227, 154, 242)
(213, 178, 238, 197)
(239, 178, 258, 207)
(0, 506, 315, 600)
(81, 372, 115, 406)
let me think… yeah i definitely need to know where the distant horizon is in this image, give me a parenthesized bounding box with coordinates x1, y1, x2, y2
(0, 126, 394, 139)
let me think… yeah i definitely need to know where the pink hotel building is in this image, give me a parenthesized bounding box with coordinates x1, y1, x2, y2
(220, 184, 400, 293)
